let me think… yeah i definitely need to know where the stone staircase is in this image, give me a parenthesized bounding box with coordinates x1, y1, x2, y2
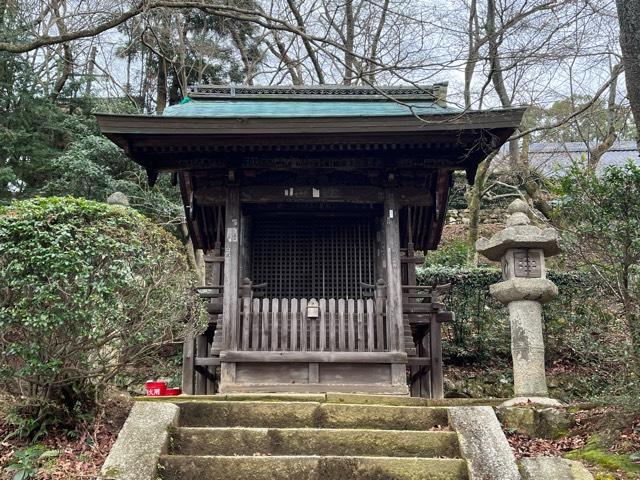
(158, 399, 469, 480)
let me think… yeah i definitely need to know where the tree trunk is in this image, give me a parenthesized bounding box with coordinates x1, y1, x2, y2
(367, 0, 389, 84)
(616, 0, 640, 146)
(84, 45, 97, 97)
(463, 0, 478, 109)
(286, 0, 325, 84)
(51, 0, 73, 101)
(588, 63, 622, 169)
(0, 0, 6, 26)
(465, 155, 494, 266)
(343, 0, 355, 85)
(180, 221, 204, 281)
(156, 56, 167, 114)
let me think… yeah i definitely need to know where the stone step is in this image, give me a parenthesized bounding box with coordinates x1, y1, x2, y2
(158, 455, 469, 480)
(178, 401, 450, 430)
(137, 393, 505, 407)
(171, 427, 461, 458)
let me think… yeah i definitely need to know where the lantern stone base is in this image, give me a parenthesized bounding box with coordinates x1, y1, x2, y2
(508, 300, 551, 398)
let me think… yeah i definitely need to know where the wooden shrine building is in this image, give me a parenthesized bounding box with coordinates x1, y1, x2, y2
(97, 84, 524, 398)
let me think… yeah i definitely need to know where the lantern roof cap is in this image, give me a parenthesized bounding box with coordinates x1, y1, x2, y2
(476, 202, 561, 261)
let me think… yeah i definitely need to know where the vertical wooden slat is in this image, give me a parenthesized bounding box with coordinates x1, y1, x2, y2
(366, 298, 375, 352)
(310, 298, 317, 351)
(375, 280, 386, 351)
(271, 298, 279, 351)
(319, 298, 327, 351)
(338, 299, 346, 351)
(300, 298, 308, 352)
(261, 298, 270, 350)
(281, 298, 289, 351)
(347, 299, 356, 351)
(357, 299, 365, 351)
(357, 223, 362, 298)
(251, 298, 260, 351)
(241, 281, 252, 351)
(329, 298, 336, 351)
(291, 298, 299, 351)
(222, 186, 241, 351)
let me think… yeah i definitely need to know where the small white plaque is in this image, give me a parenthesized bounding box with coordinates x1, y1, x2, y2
(227, 227, 238, 243)
(312, 188, 320, 198)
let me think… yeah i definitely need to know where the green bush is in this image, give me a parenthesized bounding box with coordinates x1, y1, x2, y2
(418, 265, 611, 369)
(0, 197, 202, 408)
(418, 266, 507, 362)
(424, 238, 470, 268)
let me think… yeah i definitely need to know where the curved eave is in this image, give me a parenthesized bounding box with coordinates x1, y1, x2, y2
(95, 108, 526, 188)
(96, 108, 525, 137)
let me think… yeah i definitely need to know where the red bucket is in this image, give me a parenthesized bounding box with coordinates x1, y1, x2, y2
(145, 381, 167, 396)
(165, 388, 182, 396)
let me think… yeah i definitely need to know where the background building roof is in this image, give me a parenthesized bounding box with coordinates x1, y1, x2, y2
(492, 141, 639, 176)
(529, 141, 639, 176)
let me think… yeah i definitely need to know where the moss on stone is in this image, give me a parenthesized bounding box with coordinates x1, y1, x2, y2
(325, 394, 504, 407)
(177, 401, 320, 428)
(158, 455, 468, 480)
(565, 435, 640, 474)
(317, 403, 449, 430)
(172, 427, 460, 458)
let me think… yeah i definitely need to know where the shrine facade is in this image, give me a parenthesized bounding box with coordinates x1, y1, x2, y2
(97, 84, 523, 397)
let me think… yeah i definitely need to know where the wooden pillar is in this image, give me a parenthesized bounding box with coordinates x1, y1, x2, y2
(181, 334, 195, 394)
(375, 219, 387, 284)
(194, 335, 209, 395)
(430, 312, 444, 399)
(384, 189, 403, 352)
(222, 186, 241, 351)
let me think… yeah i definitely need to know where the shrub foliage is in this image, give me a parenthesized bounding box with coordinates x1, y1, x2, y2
(0, 197, 201, 407)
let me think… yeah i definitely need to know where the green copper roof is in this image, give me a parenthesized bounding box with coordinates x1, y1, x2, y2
(162, 99, 457, 118)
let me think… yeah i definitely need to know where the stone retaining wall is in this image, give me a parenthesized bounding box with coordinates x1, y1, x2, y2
(447, 207, 507, 225)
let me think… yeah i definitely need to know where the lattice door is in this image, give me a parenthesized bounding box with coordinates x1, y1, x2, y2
(251, 216, 375, 299)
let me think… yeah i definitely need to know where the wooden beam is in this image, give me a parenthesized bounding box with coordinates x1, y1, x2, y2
(195, 186, 433, 206)
(407, 357, 432, 365)
(222, 186, 241, 351)
(384, 189, 404, 352)
(194, 357, 222, 366)
(219, 351, 408, 363)
(181, 335, 195, 395)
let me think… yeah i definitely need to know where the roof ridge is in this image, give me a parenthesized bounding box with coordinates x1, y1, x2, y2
(187, 84, 448, 105)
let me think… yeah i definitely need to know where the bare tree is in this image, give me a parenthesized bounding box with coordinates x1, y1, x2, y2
(616, 0, 640, 145)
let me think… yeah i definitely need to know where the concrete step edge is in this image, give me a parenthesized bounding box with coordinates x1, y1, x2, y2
(173, 427, 457, 435)
(161, 454, 467, 461)
(159, 454, 469, 480)
(177, 400, 451, 410)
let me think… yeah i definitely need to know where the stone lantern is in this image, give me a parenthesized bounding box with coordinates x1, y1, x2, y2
(477, 199, 561, 406)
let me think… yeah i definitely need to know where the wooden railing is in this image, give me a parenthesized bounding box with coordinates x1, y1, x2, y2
(402, 284, 453, 400)
(235, 295, 390, 352)
(184, 279, 451, 397)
